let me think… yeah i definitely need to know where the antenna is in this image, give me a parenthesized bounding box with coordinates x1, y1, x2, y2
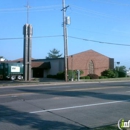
(25, 0, 30, 24)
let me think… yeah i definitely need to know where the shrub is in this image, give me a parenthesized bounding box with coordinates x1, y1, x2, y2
(87, 74, 99, 79)
(80, 76, 85, 79)
(47, 74, 53, 78)
(118, 71, 126, 77)
(80, 76, 86, 79)
(52, 75, 57, 78)
(85, 76, 90, 79)
(47, 74, 57, 78)
(101, 69, 116, 78)
(56, 71, 65, 79)
(80, 70, 84, 76)
(80, 76, 90, 79)
(68, 70, 75, 80)
(99, 76, 108, 79)
(68, 70, 84, 80)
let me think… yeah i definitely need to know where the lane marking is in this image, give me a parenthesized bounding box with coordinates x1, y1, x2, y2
(30, 99, 130, 114)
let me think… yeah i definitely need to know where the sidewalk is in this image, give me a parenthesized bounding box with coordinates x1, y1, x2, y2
(0, 77, 130, 88)
(0, 78, 85, 88)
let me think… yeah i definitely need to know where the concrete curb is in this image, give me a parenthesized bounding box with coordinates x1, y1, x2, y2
(0, 79, 130, 89)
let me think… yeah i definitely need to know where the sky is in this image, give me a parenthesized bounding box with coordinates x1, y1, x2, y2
(0, 0, 130, 69)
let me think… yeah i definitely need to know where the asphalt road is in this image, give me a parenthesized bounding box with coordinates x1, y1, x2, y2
(0, 81, 130, 130)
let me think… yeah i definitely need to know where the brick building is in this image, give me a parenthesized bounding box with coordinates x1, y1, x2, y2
(12, 49, 114, 78)
(68, 50, 114, 76)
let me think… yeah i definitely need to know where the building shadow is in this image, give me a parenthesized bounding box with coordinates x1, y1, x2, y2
(17, 88, 130, 102)
(38, 78, 64, 82)
(0, 105, 88, 130)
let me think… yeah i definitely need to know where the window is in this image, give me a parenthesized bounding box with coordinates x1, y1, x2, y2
(88, 60, 94, 74)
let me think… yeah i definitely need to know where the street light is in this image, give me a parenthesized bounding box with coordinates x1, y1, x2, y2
(117, 62, 120, 71)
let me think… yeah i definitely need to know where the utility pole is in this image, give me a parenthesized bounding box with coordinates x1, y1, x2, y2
(62, 0, 69, 82)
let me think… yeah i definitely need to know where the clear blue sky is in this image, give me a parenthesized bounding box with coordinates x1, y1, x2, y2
(0, 0, 130, 69)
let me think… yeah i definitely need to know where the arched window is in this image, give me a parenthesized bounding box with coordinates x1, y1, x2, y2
(88, 60, 94, 74)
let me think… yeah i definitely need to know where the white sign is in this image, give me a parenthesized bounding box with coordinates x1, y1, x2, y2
(11, 66, 20, 72)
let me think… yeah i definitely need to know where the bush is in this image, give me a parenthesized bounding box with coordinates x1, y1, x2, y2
(85, 76, 90, 79)
(80, 76, 85, 79)
(68, 70, 75, 80)
(80, 70, 84, 75)
(68, 70, 84, 80)
(87, 74, 99, 79)
(99, 76, 108, 79)
(47, 74, 53, 78)
(56, 71, 65, 79)
(80, 76, 90, 79)
(101, 69, 116, 78)
(47, 74, 57, 78)
(118, 71, 126, 77)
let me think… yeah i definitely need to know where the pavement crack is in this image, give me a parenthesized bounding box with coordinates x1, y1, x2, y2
(47, 111, 90, 129)
(22, 100, 90, 129)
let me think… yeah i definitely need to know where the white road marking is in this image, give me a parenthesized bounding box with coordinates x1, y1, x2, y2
(126, 91, 130, 92)
(30, 99, 130, 114)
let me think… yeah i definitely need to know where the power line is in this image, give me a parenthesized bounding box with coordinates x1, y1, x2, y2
(68, 4, 129, 22)
(89, 0, 130, 7)
(0, 35, 63, 41)
(0, 37, 22, 40)
(69, 5, 117, 19)
(68, 36, 130, 47)
(1, 35, 130, 47)
(0, 5, 61, 13)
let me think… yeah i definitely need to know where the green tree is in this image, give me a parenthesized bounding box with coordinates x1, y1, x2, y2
(119, 66, 126, 72)
(46, 48, 62, 59)
(68, 70, 84, 80)
(115, 66, 126, 72)
(115, 66, 126, 77)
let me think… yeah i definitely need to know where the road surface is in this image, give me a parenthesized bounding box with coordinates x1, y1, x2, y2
(0, 81, 130, 130)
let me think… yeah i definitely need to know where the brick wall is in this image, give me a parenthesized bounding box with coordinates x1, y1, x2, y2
(68, 50, 114, 76)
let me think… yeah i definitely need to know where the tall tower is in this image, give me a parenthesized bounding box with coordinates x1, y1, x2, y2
(23, 24, 33, 81)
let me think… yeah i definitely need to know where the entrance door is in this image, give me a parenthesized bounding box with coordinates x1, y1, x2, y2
(33, 68, 44, 78)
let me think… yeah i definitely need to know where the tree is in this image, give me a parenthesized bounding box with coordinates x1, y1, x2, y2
(115, 66, 126, 77)
(119, 66, 126, 72)
(115, 66, 126, 72)
(46, 48, 62, 59)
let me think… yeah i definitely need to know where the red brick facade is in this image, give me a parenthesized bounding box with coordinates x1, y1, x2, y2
(68, 50, 114, 76)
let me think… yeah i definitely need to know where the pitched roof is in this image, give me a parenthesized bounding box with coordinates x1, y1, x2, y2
(69, 49, 110, 58)
(12, 58, 35, 62)
(32, 62, 51, 69)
